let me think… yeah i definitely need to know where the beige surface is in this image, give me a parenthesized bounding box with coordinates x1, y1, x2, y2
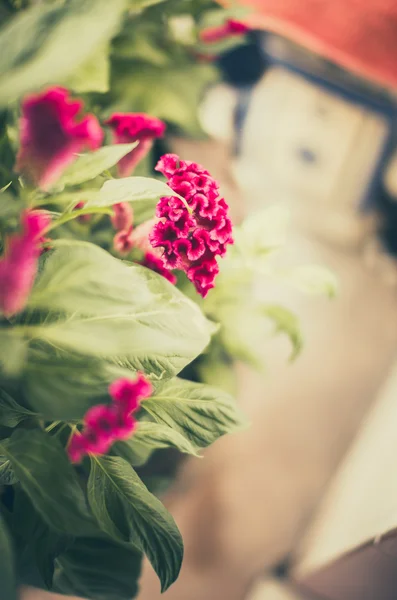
(249, 578, 308, 600)
(294, 360, 397, 578)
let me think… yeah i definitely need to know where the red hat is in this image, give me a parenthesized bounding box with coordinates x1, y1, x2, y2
(224, 0, 397, 90)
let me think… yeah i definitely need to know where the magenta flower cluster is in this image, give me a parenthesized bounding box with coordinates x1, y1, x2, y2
(15, 88, 166, 189)
(0, 210, 50, 317)
(150, 154, 234, 296)
(15, 87, 103, 190)
(68, 373, 153, 463)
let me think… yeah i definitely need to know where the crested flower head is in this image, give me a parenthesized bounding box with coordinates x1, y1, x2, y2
(150, 154, 233, 296)
(0, 210, 51, 317)
(68, 373, 152, 463)
(105, 113, 166, 177)
(15, 87, 103, 190)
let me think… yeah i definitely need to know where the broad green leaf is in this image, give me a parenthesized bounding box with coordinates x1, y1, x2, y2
(0, 429, 94, 536)
(54, 535, 142, 600)
(0, 329, 27, 376)
(263, 305, 303, 361)
(0, 511, 17, 600)
(26, 242, 212, 379)
(66, 43, 110, 94)
(284, 265, 338, 297)
(115, 421, 200, 467)
(142, 378, 244, 447)
(0, 388, 35, 428)
(23, 350, 132, 420)
(56, 143, 137, 189)
(91, 176, 173, 208)
(12, 490, 71, 590)
(0, 458, 17, 485)
(88, 455, 183, 592)
(46, 188, 100, 209)
(0, 0, 128, 105)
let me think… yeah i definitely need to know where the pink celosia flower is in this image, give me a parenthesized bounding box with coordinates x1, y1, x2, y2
(68, 373, 152, 463)
(15, 87, 103, 190)
(113, 225, 134, 256)
(111, 202, 134, 231)
(105, 113, 166, 177)
(199, 19, 250, 43)
(0, 210, 50, 317)
(109, 373, 153, 415)
(141, 252, 177, 284)
(150, 154, 233, 296)
(67, 433, 86, 464)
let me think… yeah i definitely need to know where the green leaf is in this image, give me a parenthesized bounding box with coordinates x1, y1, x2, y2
(115, 420, 200, 467)
(88, 455, 183, 592)
(0, 458, 17, 485)
(54, 535, 142, 600)
(219, 307, 265, 369)
(284, 265, 338, 297)
(263, 304, 303, 361)
(109, 63, 217, 135)
(0, 0, 128, 105)
(56, 143, 137, 189)
(235, 205, 290, 258)
(91, 176, 174, 208)
(0, 510, 17, 600)
(66, 43, 110, 94)
(23, 351, 132, 420)
(26, 242, 212, 379)
(12, 489, 71, 590)
(0, 388, 36, 427)
(47, 188, 100, 209)
(1, 429, 94, 536)
(0, 329, 27, 376)
(142, 378, 244, 447)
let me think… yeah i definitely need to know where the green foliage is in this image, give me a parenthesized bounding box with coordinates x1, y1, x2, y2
(1, 430, 95, 536)
(0, 0, 128, 105)
(263, 305, 303, 361)
(0, 510, 17, 600)
(53, 536, 142, 600)
(88, 455, 183, 591)
(66, 43, 111, 94)
(26, 241, 212, 374)
(93, 176, 175, 207)
(56, 143, 138, 189)
(143, 377, 245, 447)
(204, 206, 335, 370)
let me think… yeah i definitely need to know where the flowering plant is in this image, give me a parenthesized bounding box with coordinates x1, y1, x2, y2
(0, 2, 336, 599)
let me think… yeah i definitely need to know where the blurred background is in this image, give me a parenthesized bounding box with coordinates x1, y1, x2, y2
(137, 2, 397, 600)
